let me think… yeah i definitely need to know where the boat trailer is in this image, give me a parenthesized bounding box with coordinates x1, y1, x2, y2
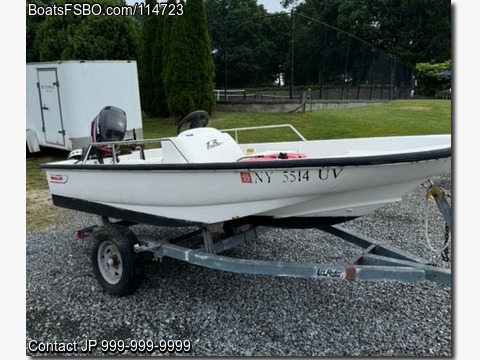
(79, 184, 451, 297)
(135, 224, 451, 284)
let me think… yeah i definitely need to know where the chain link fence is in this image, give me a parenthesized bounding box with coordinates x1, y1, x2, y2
(209, 12, 414, 102)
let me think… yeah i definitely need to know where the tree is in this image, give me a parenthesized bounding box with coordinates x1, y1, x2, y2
(282, 0, 450, 66)
(205, 0, 286, 88)
(163, 0, 215, 116)
(163, 3, 192, 116)
(161, 0, 178, 115)
(183, 0, 215, 113)
(29, 0, 83, 61)
(62, 12, 138, 60)
(415, 60, 451, 96)
(151, 6, 168, 117)
(27, 0, 138, 61)
(138, 0, 164, 115)
(26, 0, 48, 62)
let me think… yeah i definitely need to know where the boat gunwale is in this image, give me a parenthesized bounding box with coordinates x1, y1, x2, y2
(41, 147, 451, 171)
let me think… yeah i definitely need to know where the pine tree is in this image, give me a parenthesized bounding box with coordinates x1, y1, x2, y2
(163, 0, 215, 117)
(138, 0, 158, 115)
(163, 1, 193, 116)
(151, 5, 168, 116)
(183, 0, 216, 114)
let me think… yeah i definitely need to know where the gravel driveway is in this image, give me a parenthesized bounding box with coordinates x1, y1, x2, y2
(26, 173, 451, 357)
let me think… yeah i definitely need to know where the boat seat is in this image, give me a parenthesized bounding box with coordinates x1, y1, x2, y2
(161, 128, 245, 163)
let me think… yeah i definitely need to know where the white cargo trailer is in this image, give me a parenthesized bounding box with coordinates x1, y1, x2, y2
(26, 60, 143, 155)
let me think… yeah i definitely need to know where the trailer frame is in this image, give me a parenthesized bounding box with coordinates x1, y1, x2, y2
(82, 191, 451, 297)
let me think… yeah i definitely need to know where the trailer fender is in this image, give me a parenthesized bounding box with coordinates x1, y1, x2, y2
(26, 129, 41, 155)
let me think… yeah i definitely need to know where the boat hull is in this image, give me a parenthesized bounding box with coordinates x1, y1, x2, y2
(43, 140, 451, 227)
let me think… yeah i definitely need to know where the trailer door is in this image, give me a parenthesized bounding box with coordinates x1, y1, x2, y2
(37, 69, 65, 146)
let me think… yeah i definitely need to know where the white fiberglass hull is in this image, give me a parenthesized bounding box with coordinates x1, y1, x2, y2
(42, 132, 451, 227)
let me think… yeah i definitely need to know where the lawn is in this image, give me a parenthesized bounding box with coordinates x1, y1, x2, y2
(145, 99, 451, 143)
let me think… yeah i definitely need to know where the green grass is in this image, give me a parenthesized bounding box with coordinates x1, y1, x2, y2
(143, 100, 451, 144)
(211, 100, 451, 142)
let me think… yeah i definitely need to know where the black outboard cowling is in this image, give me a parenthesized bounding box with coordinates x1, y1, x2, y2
(91, 106, 127, 143)
(88, 106, 127, 163)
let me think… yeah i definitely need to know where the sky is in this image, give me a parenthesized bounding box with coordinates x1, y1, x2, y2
(257, 0, 286, 13)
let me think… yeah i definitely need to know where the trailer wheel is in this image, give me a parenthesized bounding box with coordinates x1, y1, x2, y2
(91, 225, 140, 297)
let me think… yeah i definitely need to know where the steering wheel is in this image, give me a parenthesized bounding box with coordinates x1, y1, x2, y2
(176, 110, 209, 135)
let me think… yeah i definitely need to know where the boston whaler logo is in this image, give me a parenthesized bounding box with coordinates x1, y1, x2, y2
(206, 138, 223, 150)
(49, 174, 68, 184)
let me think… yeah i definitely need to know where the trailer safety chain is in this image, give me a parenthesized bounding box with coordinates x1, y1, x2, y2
(423, 181, 452, 262)
(442, 225, 450, 262)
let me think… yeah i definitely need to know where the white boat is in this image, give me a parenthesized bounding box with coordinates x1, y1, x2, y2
(40, 108, 452, 296)
(42, 108, 451, 230)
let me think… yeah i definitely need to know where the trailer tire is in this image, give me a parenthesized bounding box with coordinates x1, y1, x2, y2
(91, 225, 140, 297)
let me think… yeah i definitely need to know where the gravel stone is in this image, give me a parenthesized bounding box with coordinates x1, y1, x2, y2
(26, 173, 451, 357)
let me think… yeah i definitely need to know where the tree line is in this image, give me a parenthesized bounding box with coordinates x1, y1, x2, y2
(27, 0, 215, 117)
(281, 0, 450, 66)
(26, 0, 451, 117)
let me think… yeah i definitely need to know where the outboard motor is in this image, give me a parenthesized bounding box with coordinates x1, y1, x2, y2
(67, 106, 128, 161)
(90, 106, 127, 163)
(91, 106, 127, 143)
